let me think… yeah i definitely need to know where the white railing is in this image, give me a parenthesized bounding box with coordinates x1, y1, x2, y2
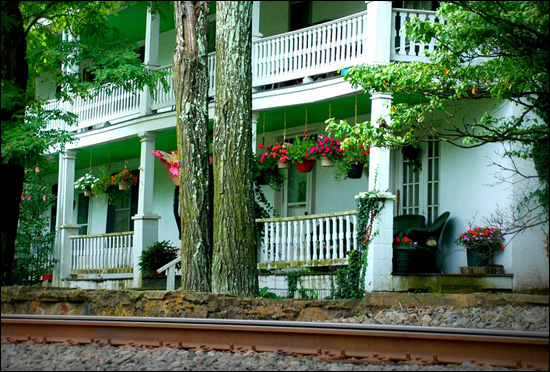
(391, 8, 442, 62)
(70, 232, 134, 274)
(252, 11, 368, 87)
(44, 9, 438, 132)
(72, 84, 141, 130)
(256, 211, 358, 266)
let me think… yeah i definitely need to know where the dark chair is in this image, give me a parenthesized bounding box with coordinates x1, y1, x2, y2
(399, 211, 450, 273)
(393, 214, 425, 238)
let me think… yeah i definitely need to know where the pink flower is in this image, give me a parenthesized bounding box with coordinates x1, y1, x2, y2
(43, 195, 47, 202)
(35, 167, 40, 173)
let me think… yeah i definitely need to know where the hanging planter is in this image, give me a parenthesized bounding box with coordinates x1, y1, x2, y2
(110, 169, 138, 191)
(277, 160, 291, 169)
(296, 159, 315, 173)
(320, 157, 334, 167)
(347, 162, 364, 179)
(74, 171, 99, 195)
(84, 189, 94, 197)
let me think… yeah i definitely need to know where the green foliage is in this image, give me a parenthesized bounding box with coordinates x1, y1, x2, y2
(331, 188, 396, 299)
(340, 1, 548, 229)
(91, 167, 130, 207)
(284, 269, 318, 299)
(258, 286, 283, 299)
(252, 152, 285, 191)
(285, 136, 317, 163)
(138, 240, 179, 274)
(12, 165, 57, 285)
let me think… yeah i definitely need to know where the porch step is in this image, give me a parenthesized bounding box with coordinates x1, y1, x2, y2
(392, 273, 514, 294)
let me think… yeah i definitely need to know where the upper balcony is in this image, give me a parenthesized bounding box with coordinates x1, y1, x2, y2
(44, 7, 441, 135)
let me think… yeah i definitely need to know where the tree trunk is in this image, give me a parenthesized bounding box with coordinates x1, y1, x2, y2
(212, 1, 258, 297)
(173, 1, 212, 292)
(1, 1, 28, 286)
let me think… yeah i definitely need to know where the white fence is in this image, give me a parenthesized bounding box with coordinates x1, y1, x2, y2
(256, 211, 358, 266)
(70, 232, 134, 274)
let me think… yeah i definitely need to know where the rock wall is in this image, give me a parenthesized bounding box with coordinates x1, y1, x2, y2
(2, 287, 548, 321)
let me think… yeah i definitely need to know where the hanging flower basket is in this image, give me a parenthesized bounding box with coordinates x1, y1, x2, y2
(74, 171, 99, 193)
(347, 162, 364, 179)
(84, 189, 94, 197)
(320, 157, 334, 167)
(296, 159, 315, 172)
(110, 169, 138, 190)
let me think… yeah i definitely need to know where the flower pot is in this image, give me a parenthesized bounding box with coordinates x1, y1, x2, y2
(118, 181, 130, 190)
(84, 189, 94, 197)
(320, 157, 334, 167)
(277, 160, 291, 169)
(393, 246, 418, 274)
(467, 248, 493, 266)
(347, 162, 364, 179)
(296, 159, 315, 172)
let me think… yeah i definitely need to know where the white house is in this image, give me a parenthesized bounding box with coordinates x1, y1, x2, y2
(37, 1, 548, 294)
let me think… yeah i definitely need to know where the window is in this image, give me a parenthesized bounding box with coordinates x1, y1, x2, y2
(289, 1, 311, 31)
(106, 170, 139, 233)
(77, 193, 90, 235)
(397, 140, 440, 223)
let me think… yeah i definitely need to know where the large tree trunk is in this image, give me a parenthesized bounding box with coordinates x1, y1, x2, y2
(173, 1, 212, 292)
(212, 1, 258, 297)
(1, 1, 28, 286)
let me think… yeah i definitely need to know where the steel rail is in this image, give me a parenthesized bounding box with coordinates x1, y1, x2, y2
(2, 314, 548, 370)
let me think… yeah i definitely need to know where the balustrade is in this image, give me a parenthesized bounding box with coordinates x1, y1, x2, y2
(257, 211, 358, 267)
(42, 8, 439, 133)
(70, 232, 134, 274)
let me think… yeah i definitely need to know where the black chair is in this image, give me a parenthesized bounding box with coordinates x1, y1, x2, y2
(393, 214, 425, 238)
(399, 211, 450, 273)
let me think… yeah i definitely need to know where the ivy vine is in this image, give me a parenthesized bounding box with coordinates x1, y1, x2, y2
(331, 188, 396, 299)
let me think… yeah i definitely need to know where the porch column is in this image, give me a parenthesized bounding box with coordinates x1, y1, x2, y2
(132, 131, 160, 287)
(53, 149, 80, 286)
(140, 7, 161, 116)
(251, 1, 263, 91)
(365, 1, 392, 65)
(365, 92, 394, 292)
(251, 111, 260, 151)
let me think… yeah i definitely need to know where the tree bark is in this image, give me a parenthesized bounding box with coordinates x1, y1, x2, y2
(173, 1, 212, 292)
(1, 0, 28, 286)
(212, 1, 258, 297)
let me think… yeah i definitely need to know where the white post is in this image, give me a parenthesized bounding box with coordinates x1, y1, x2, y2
(365, 92, 394, 292)
(53, 149, 80, 286)
(252, 111, 259, 151)
(140, 8, 160, 116)
(132, 131, 160, 287)
(365, 1, 392, 66)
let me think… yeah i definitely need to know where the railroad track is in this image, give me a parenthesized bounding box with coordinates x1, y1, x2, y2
(2, 314, 548, 370)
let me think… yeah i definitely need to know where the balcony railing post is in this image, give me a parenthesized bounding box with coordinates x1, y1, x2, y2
(365, 1, 392, 66)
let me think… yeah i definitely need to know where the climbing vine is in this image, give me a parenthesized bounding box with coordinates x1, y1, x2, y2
(331, 188, 396, 299)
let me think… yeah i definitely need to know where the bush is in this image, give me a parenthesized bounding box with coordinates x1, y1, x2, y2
(138, 240, 179, 274)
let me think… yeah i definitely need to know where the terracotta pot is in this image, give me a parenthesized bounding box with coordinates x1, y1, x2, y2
(296, 159, 315, 172)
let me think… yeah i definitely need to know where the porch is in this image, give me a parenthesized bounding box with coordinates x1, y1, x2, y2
(63, 213, 513, 295)
(43, 7, 441, 134)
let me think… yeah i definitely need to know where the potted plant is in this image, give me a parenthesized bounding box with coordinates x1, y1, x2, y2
(259, 142, 291, 169)
(286, 136, 318, 172)
(341, 140, 370, 179)
(455, 227, 505, 266)
(310, 135, 343, 167)
(392, 236, 420, 274)
(138, 240, 180, 276)
(91, 167, 130, 207)
(253, 148, 285, 191)
(74, 171, 99, 196)
(325, 119, 371, 179)
(111, 169, 138, 190)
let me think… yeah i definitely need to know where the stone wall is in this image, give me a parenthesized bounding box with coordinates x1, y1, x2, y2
(2, 287, 547, 322)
